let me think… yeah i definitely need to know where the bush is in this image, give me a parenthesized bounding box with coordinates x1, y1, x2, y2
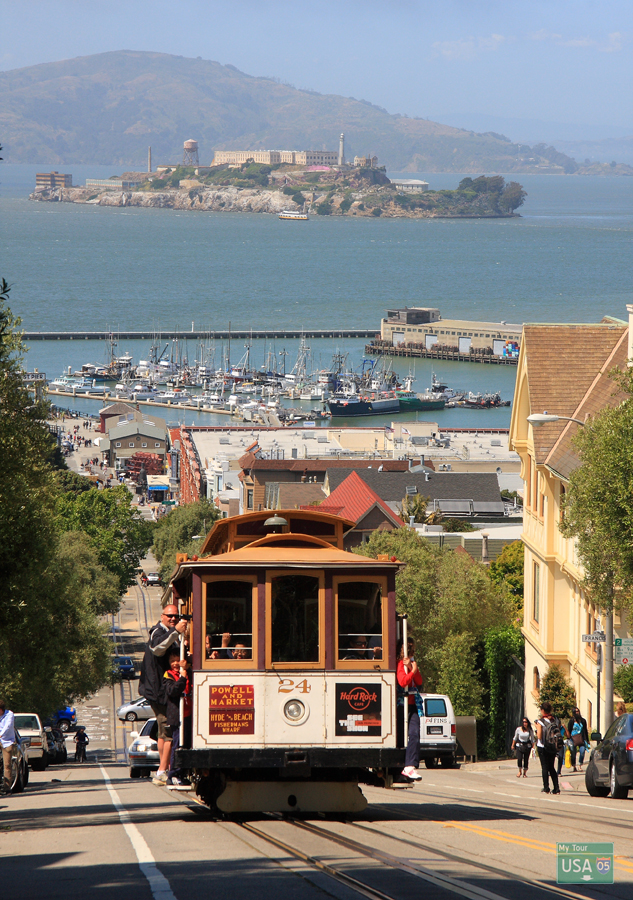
(339, 197, 353, 213)
(357, 202, 365, 211)
(442, 518, 475, 533)
(292, 192, 306, 205)
(371, 207, 383, 216)
(316, 200, 332, 216)
(614, 666, 633, 703)
(282, 185, 296, 195)
(151, 179, 167, 189)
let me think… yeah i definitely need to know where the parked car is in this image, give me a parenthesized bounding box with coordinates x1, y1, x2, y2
(128, 718, 159, 777)
(0, 728, 29, 793)
(14, 713, 49, 771)
(54, 706, 77, 732)
(45, 726, 68, 764)
(416, 693, 458, 768)
(117, 697, 152, 722)
(112, 656, 136, 679)
(585, 713, 633, 799)
(146, 572, 162, 586)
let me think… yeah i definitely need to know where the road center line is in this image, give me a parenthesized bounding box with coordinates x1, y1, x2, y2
(100, 766, 178, 900)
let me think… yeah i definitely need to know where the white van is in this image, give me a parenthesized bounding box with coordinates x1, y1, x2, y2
(417, 693, 458, 768)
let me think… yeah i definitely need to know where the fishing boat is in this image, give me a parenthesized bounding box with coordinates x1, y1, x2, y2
(394, 377, 446, 412)
(328, 391, 400, 418)
(278, 209, 309, 221)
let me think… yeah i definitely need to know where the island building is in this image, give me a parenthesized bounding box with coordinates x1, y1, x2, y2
(85, 177, 144, 191)
(391, 179, 429, 193)
(509, 310, 633, 731)
(212, 149, 339, 166)
(380, 307, 522, 358)
(35, 172, 72, 190)
(353, 155, 379, 168)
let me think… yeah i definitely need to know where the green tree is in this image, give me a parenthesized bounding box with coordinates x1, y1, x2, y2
(57, 485, 154, 595)
(429, 632, 485, 716)
(613, 666, 633, 703)
(538, 663, 576, 719)
(499, 181, 527, 212)
(489, 540, 524, 604)
(398, 493, 430, 524)
(483, 625, 524, 757)
(441, 518, 475, 533)
(153, 499, 220, 580)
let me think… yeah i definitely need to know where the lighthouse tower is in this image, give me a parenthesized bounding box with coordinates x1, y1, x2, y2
(338, 133, 345, 167)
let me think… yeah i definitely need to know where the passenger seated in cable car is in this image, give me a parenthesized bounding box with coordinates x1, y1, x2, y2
(341, 635, 369, 660)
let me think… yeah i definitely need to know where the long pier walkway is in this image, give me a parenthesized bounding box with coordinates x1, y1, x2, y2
(365, 340, 518, 365)
(24, 328, 378, 341)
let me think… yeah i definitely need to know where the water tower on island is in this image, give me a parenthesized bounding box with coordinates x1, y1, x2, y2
(183, 139, 199, 167)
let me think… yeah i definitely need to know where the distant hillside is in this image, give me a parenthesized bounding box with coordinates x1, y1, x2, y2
(0, 50, 615, 172)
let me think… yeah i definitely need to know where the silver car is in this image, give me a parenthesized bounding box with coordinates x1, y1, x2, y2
(128, 718, 159, 778)
(117, 697, 152, 722)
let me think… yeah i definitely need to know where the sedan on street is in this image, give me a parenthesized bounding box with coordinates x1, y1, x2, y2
(585, 713, 633, 799)
(128, 718, 159, 777)
(117, 697, 153, 722)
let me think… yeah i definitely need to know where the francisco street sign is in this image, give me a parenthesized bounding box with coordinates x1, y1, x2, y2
(582, 633, 606, 642)
(557, 843, 614, 884)
(615, 638, 633, 665)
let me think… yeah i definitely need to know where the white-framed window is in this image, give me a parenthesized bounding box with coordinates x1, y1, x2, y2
(115, 442, 121, 448)
(533, 562, 540, 623)
(154, 442, 160, 448)
(129, 442, 134, 447)
(142, 442, 147, 448)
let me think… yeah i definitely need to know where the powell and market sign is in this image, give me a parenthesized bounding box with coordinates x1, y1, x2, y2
(557, 843, 614, 884)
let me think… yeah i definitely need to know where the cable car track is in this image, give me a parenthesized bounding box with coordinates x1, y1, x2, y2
(235, 815, 598, 900)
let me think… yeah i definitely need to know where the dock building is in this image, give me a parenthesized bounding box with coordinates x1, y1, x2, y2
(391, 179, 429, 193)
(380, 307, 522, 357)
(85, 178, 144, 191)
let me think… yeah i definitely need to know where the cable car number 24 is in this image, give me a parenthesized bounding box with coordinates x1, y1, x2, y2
(278, 679, 312, 694)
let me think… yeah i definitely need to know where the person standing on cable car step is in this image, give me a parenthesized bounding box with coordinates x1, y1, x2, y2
(139, 604, 187, 784)
(397, 638, 423, 781)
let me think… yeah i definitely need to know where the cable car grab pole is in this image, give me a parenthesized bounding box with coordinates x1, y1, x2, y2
(402, 614, 408, 745)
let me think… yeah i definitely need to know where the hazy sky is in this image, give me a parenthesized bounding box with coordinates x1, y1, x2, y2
(2, 0, 632, 139)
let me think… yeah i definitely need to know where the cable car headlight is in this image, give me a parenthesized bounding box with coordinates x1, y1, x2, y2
(284, 699, 305, 721)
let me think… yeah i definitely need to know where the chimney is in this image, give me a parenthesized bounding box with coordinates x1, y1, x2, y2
(148, 146, 152, 174)
(627, 304, 633, 366)
(481, 531, 490, 565)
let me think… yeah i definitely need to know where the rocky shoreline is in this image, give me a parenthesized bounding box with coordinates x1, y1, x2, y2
(29, 185, 519, 218)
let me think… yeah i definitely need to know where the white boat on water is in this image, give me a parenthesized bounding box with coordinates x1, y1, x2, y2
(279, 209, 309, 221)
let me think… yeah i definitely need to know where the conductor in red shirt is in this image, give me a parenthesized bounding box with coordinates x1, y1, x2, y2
(397, 638, 423, 781)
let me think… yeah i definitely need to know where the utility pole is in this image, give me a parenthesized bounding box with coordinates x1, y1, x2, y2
(604, 594, 614, 729)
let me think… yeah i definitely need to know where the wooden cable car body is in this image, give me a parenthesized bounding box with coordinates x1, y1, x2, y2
(171, 509, 405, 813)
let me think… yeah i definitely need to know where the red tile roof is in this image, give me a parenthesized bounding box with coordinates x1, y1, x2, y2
(314, 470, 404, 527)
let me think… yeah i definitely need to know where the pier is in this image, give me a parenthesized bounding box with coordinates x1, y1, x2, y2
(24, 328, 378, 341)
(365, 340, 518, 365)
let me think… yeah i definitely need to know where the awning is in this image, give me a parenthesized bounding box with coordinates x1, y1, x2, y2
(147, 475, 170, 491)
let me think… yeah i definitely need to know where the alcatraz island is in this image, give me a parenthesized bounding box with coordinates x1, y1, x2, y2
(31, 137, 527, 219)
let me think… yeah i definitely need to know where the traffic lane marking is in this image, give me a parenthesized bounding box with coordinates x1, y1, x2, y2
(100, 765, 179, 900)
(439, 821, 633, 875)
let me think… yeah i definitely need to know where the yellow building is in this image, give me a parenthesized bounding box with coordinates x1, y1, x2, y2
(509, 315, 631, 729)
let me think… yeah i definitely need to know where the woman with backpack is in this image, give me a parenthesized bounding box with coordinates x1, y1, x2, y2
(535, 702, 561, 794)
(511, 717, 534, 777)
(567, 707, 589, 772)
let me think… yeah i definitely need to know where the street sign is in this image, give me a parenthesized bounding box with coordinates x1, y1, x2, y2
(615, 638, 633, 665)
(582, 633, 606, 642)
(557, 843, 614, 884)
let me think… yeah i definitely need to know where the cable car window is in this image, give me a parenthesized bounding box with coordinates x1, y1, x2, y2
(271, 575, 319, 663)
(337, 581, 383, 661)
(205, 580, 253, 661)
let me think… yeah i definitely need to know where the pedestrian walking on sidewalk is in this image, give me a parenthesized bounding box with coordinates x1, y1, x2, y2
(536, 702, 562, 794)
(512, 718, 534, 777)
(0, 700, 16, 794)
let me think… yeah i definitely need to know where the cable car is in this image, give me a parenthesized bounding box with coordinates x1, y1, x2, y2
(170, 509, 405, 813)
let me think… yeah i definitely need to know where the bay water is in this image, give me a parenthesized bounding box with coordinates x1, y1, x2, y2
(2, 165, 632, 428)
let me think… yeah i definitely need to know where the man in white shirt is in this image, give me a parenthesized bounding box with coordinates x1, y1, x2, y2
(0, 700, 16, 794)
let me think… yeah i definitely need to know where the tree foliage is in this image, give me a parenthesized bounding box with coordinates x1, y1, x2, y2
(153, 499, 220, 580)
(429, 633, 485, 717)
(538, 663, 577, 718)
(0, 277, 113, 713)
(560, 367, 633, 616)
(613, 666, 633, 703)
(489, 540, 524, 604)
(483, 625, 524, 757)
(57, 485, 154, 595)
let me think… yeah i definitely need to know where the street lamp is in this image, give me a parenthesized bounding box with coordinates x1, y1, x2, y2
(527, 411, 586, 427)
(526, 409, 614, 732)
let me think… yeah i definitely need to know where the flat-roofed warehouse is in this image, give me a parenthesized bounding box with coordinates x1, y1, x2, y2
(381, 307, 522, 356)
